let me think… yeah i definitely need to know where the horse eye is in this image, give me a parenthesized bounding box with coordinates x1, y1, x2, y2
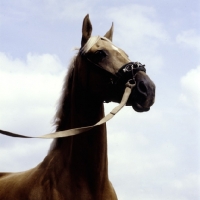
(94, 50, 107, 61)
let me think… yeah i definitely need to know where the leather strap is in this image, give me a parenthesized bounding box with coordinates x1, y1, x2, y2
(0, 84, 134, 139)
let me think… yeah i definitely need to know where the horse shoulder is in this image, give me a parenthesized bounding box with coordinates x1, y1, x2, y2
(0, 166, 51, 200)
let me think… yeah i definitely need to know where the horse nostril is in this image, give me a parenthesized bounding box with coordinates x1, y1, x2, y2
(137, 81, 147, 97)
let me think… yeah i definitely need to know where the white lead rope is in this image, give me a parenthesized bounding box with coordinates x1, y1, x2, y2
(0, 83, 134, 139)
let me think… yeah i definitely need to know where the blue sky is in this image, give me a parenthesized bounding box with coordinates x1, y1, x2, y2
(0, 1, 199, 199)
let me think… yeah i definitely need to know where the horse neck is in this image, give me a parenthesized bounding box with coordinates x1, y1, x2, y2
(47, 57, 109, 185)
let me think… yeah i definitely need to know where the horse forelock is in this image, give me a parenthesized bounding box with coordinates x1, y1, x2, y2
(80, 36, 112, 54)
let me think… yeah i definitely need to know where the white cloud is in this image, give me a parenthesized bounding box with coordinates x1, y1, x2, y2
(176, 29, 200, 53)
(0, 52, 65, 117)
(0, 139, 52, 172)
(179, 65, 200, 111)
(0, 52, 63, 73)
(170, 173, 200, 199)
(0, 52, 67, 171)
(107, 128, 182, 200)
(105, 105, 171, 198)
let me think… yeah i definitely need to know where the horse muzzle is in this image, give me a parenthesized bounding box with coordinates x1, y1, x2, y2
(130, 71, 155, 112)
(89, 60, 156, 112)
(113, 62, 155, 112)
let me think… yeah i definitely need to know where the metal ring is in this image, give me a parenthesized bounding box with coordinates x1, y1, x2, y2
(125, 79, 136, 89)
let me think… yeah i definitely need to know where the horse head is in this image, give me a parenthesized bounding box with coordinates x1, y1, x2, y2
(79, 14, 155, 112)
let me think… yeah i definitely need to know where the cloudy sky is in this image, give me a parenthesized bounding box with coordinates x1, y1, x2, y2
(0, 0, 199, 199)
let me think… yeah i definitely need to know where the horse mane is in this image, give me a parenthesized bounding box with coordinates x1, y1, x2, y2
(53, 56, 76, 130)
(50, 36, 112, 152)
(48, 56, 77, 152)
(54, 36, 111, 128)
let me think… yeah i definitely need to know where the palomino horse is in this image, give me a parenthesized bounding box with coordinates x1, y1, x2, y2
(0, 14, 155, 200)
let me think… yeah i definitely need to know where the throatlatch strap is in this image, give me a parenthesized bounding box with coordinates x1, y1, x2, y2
(0, 85, 133, 139)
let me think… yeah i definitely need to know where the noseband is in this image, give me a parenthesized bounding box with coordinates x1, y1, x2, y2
(115, 62, 146, 86)
(110, 62, 146, 104)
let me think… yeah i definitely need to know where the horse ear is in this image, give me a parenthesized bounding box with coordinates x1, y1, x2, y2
(81, 14, 92, 48)
(104, 23, 114, 41)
